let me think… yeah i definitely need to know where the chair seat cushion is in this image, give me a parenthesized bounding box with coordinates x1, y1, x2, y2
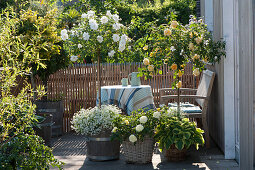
(168, 103, 202, 113)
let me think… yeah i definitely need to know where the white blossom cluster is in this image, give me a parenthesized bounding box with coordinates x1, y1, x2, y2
(61, 10, 129, 61)
(71, 105, 121, 136)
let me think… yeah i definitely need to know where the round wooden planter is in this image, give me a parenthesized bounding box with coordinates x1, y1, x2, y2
(165, 145, 187, 162)
(87, 130, 120, 161)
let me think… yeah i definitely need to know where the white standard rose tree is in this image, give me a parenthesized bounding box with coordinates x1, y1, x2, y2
(61, 10, 130, 106)
(138, 16, 225, 113)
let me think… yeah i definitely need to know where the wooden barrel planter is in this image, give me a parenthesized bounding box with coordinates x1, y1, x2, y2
(87, 130, 120, 161)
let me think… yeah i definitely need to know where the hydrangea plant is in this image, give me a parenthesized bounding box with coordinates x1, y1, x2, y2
(71, 105, 121, 136)
(111, 109, 161, 144)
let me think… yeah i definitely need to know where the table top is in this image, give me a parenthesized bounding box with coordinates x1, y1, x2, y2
(101, 85, 151, 89)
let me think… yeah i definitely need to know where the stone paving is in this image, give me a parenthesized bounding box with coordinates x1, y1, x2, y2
(51, 133, 239, 170)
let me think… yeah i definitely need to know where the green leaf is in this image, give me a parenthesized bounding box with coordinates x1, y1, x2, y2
(176, 140, 184, 150)
(183, 132, 191, 139)
(159, 70, 162, 74)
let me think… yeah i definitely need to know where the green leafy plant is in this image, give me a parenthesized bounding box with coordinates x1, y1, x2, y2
(155, 112, 204, 150)
(111, 109, 161, 143)
(0, 8, 63, 169)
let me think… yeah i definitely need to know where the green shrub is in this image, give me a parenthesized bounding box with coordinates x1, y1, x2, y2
(0, 8, 63, 169)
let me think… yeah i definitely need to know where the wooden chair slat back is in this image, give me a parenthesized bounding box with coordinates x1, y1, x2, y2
(195, 70, 215, 108)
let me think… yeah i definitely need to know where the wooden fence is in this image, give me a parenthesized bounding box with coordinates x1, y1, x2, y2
(41, 63, 200, 132)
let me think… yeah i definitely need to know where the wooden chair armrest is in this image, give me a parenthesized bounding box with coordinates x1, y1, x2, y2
(159, 88, 197, 92)
(161, 95, 207, 100)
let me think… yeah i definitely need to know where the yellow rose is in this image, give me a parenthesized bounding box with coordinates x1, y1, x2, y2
(171, 63, 177, 71)
(164, 29, 172, 36)
(143, 58, 150, 65)
(149, 72, 153, 77)
(143, 45, 148, 50)
(181, 64, 185, 68)
(148, 65, 154, 72)
(195, 37, 203, 44)
(150, 52, 153, 57)
(171, 21, 178, 29)
(193, 54, 200, 61)
(124, 120, 129, 125)
(189, 32, 193, 38)
(176, 81, 182, 88)
(156, 108, 160, 111)
(164, 59, 169, 64)
(178, 70, 183, 77)
(194, 32, 198, 36)
(193, 68, 200, 76)
(189, 43, 195, 51)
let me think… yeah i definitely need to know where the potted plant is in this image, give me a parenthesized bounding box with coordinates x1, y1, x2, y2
(111, 109, 161, 164)
(155, 107, 205, 161)
(71, 105, 121, 161)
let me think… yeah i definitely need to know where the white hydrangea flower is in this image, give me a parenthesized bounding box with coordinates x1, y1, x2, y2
(135, 124, 144, 132)
(70, 55, 78, 62)
(101, 16, 109, 24)
(140, 116, 148, 124)
(81, 13, 88, 19)
(108, 50, 115, 57)
(112, 34, 120, 42)
(97, 36, 103, 43)
(78, 44, 82, 49)
(153, 111, 161, 119)
(106, 10, 112, 18)
(120, 34, 128, 42)
(87, 10, 95, 19)
(83, 32, 90, 40)
(129, 134, 137, 143)
(170, 46, 176, 52)
(112, 14, 119, 22)
(112, 23, 121, 30)
(89, 19, 98, 30)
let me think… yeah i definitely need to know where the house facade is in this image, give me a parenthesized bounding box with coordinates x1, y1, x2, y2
(200, 0, 254, 169)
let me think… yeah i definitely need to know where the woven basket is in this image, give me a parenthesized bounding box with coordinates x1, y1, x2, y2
(165, 144, 187, 162)
(122, 136, 154, 164)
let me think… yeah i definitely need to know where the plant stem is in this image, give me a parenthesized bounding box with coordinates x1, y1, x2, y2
(177, 76, 180, 114)
(97, 49, 101, 108)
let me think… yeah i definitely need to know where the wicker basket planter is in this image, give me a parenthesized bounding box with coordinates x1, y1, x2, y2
(122, 136, 154, 164)
(164, 144, 187, 162)
(87, 130, 120, 161)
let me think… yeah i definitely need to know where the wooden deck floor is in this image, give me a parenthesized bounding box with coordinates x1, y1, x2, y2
(51, 133, 239, 170)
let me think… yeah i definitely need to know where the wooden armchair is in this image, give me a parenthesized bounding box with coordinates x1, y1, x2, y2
(159, 70, 215, 148)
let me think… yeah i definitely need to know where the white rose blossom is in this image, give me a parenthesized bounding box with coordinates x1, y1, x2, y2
(83, 32, 90, 40)
(70, 55, 78, 62)
(135, 124, 144, 132)
(112, 14, 119, 22)
(153, 111, 161, 119)
(112, 34, 120, 42)
(129, 134, 137, 143)
(101, 16, 109, 24)
(78, 44, 82, 49)
(89, 19, 98, 30)
(87, 10, 95, 19)
(61, 29, 68, 35)
(112, 23, 121, 30)
(139, 116, 148, 124)
(97, 36, 104, 43)
(108, 50, 115, 57)
(81, 13, 88, 19)
(106, 10, 112, 18)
